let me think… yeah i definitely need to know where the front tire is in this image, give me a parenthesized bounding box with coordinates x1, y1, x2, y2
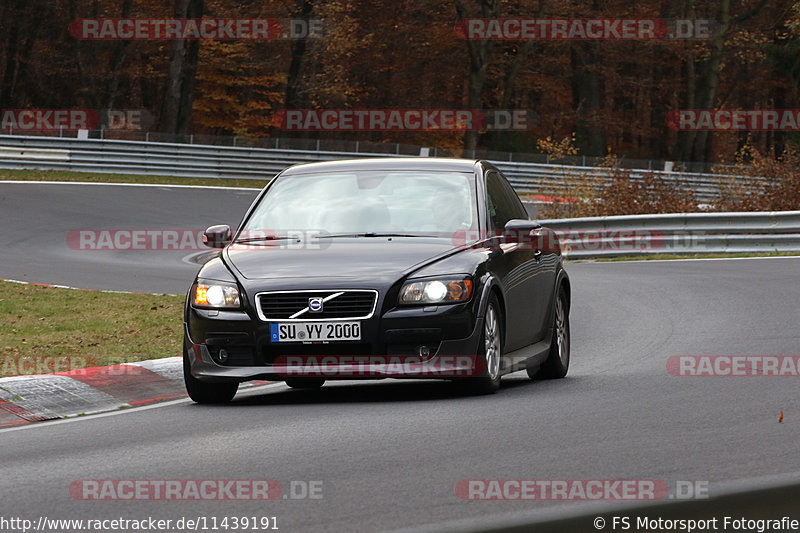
(529, 286, 569, 380)
(183, 339, 239, 404)
(463, 293, 503, 395)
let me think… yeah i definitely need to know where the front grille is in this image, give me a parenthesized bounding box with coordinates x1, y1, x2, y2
(257, 290, 378, 320)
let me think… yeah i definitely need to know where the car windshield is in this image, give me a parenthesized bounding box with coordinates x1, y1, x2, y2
(241, 170, 477, 236)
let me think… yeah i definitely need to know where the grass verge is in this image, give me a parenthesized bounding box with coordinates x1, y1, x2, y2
(0, 280, 183, 376)
(0, 168, 265, 189)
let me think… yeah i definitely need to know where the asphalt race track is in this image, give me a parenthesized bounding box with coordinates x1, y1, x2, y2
(1, 182, 799, 532)
(0, 182, 260, 294)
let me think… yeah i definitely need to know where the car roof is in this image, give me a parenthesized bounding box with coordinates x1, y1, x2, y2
(279, 157, 483, 176)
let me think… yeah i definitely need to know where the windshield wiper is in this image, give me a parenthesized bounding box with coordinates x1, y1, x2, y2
(317, 232, 438, 239)
(234, 235, 298, 243)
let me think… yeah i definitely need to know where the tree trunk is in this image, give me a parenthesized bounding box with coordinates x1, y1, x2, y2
(177, 0, 203, 136)
(689, 0, 730, 163)
(454, 0, 498, 156)
(67, 0, 100, 109)
(285, 0, 315, 109)
(160, 0, 202, 136)
(15, 2, 45, 104)
(676, 0, 766, 165)
(106, 0, 133, 110)
(570, 41, 604, 156)
(0, 3, 21, 109)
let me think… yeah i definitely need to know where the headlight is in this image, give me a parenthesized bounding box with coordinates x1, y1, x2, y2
(399, 277, 473, 305)
(193, 282, 241, 309)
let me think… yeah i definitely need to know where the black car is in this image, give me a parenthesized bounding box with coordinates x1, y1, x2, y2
(183, 158, 570, 403)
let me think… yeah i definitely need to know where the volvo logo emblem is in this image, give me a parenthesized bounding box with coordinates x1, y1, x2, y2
(308, 297, 324, 313)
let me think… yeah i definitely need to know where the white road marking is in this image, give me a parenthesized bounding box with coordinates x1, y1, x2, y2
(0, 277, 177, 296)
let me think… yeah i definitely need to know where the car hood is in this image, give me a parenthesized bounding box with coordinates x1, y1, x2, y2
(225, 238, 459, 282)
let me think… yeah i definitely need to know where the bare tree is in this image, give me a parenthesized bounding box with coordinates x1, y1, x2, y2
(160, 0, 203, 136)
(454, 0, 500, 155)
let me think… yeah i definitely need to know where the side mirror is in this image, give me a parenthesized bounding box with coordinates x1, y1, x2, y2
(202, 225, 231, 249)
(503, 219, 560, 254)
(503, 219, 542, 243)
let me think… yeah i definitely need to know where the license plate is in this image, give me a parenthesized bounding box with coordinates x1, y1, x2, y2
(270, 322, 361, 342)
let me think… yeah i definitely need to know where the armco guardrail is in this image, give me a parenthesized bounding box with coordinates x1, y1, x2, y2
(540, 211, 800, 259)
(0, 135, 761, 203)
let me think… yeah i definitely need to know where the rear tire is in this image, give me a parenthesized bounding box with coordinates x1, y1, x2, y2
(183, 339, 239, 404)
(528, 286, 569, 380)
(463, 293, 503, 395)
(285, 378, 325, 389)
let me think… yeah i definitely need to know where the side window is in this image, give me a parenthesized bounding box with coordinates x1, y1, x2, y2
(486, 171, 518, 230)
(497, 171, 529, 220)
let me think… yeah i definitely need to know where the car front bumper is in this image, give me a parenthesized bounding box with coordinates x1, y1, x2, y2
(185, 299, 485, 383)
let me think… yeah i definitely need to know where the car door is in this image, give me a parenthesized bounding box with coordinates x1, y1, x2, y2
(485, 169, 553, 352)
